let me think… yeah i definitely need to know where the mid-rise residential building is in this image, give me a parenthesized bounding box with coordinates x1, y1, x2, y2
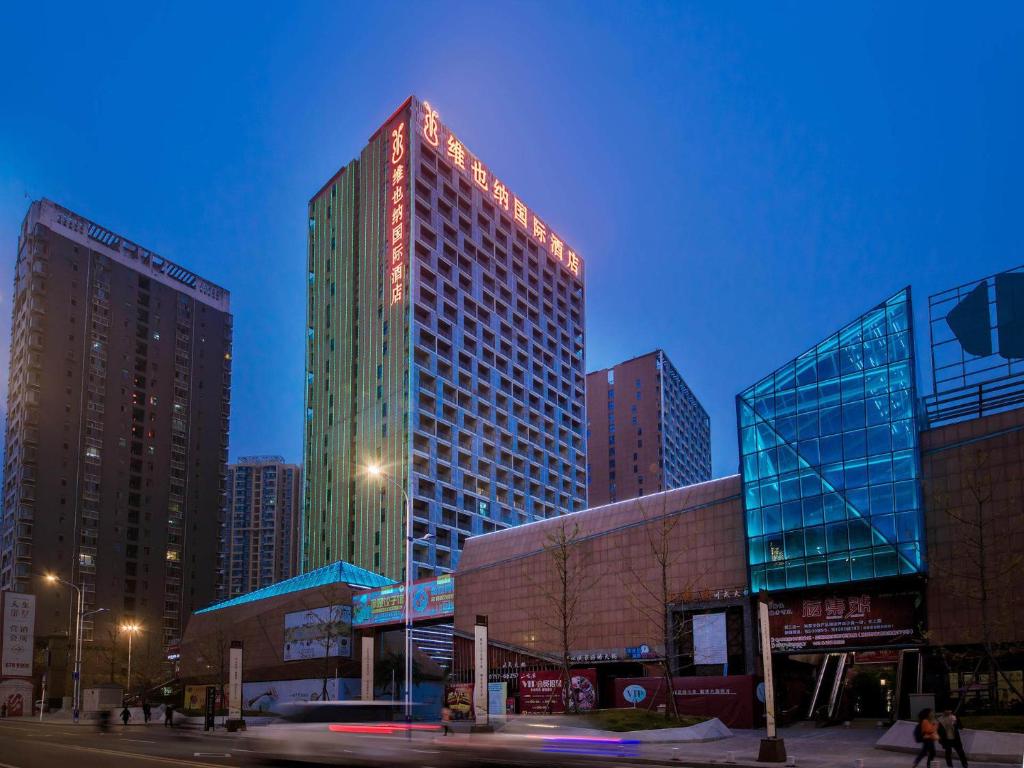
(0, 199, 232, 648)
(586, 350, 711, 506)
(304, 97, 587, 581)
(219, 456, 301, 600)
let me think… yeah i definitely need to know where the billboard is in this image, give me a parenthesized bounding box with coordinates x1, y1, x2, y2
(283, 605, 352, 661)
(613, 675, 759, 729)
(518, 669, 598, 714)
(2, 592, 35, 677)
(692, 612, 728, 665)
(351, 574, 454, 628)
(767, 586, 923, 652)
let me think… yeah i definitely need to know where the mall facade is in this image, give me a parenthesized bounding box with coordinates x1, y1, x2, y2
(453, 273, 1024, 720)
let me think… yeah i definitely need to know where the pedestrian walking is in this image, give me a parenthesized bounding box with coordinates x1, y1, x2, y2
(441, 705, 451, 735)
(912, 708, 940, 768)
(142, 701, 151, 724)
(120, 706, 131, 727)
(937, 708, 969, 767)
(164, 704, 173, 727)
(1, 702, 7, 718)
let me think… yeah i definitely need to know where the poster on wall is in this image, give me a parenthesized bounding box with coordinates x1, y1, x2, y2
(283, 605, 352, 661)
(693, 612, 728, 665)
(184, 685, 228, 713)
(2, 592, 36, 677)
(487, 682, 507, 719)
(242, 678, 356, 713)
(445, 683, 474, 720)
(518, 669, 598, 714)
(767, 587, 923, 652)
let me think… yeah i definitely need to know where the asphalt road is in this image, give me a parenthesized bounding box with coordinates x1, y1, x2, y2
(0, 718, 696, 768)
(0, 719, 244, 768)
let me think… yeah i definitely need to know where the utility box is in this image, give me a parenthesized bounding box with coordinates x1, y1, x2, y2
(83, 684, 123, 713)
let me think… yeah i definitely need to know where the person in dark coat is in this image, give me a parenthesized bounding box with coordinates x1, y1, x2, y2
(142, 701, 151, 724)
(937, 708, 968, 767)
(120, 706, 131, 727)
(164, 704, 173, 727)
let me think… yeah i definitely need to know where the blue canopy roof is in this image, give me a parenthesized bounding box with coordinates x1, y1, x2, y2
(195, 560, 395, 614)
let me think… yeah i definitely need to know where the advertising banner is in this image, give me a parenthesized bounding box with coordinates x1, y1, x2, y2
(2, 592, 36, 677)
(242, 678, 354, 713)
(228, 642, 243, 721)
(518, 669, 598, 714)
(613, 675, 759, 729)
(185, 684, 227, 713)
(487, 682, 507, 719)
(767, 586, 923, 652)
(352, 575, 454, 628)
(283, 605, 352, 661)
(693, 612, 728, 665)
(445, 682, 474, 720)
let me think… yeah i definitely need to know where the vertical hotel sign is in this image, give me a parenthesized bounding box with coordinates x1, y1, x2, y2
(2, 592, 35, 677)
(387, 109, 410, 307)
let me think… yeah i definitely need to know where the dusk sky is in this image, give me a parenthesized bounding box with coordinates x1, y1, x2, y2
(1, 2, 1021, 478)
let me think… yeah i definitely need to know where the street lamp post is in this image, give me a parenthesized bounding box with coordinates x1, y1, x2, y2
(44, 574, 83, 721)
(365, 464, 414, 733)
(121, 623, 141, 702)
(44, 574, 107, 721)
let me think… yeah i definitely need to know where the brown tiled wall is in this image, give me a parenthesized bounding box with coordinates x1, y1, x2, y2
(454, 477, 746, 655)
(921, 408, 1024, 647)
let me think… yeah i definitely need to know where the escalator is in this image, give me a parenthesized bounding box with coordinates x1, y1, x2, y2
(806, 652, 849, 722)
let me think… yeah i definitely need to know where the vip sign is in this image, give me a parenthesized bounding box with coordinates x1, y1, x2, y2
(418, 100, 582, 281)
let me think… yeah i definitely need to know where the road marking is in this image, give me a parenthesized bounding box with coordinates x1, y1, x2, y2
(192, 754, 231, 758)
(23, 741, 231, 767)
(0, 761, 24, 768)
(123, 738, 158, 743)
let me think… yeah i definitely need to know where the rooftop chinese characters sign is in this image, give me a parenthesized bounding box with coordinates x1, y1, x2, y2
(352, 574, 454, 628)
(416, 100, 583, 282)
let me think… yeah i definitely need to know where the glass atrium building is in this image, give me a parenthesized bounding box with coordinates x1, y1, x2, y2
(737, 288, 925, 592)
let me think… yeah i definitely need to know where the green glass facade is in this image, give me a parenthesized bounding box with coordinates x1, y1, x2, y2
(737, 288, 925, 592)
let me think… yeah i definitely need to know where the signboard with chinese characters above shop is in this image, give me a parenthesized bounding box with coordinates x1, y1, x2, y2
(414, 99, 583, 283)
(767, 585, 923, 653)
(351, 574, 454, 629)
(386, 107, 410, 308)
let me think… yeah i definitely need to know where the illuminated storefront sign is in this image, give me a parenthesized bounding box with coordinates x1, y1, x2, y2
(351, 574, 454, 628)
(418, 100, 582, 281)
(387, 111, 409, 306)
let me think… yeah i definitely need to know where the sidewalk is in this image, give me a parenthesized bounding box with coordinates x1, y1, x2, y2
(633, 724, 1019, 767)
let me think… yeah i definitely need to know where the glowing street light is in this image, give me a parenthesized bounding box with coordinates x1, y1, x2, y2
(121, 623, 142, 701)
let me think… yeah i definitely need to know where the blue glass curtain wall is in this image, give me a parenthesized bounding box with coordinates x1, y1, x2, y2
(737, 288, 926, 592)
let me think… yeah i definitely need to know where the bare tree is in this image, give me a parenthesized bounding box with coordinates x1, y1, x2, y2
(532, 518, 600, 713)
(302, 601, 351, 701)
(623, 493, 713, 719)
(192, 616, 230, 712)
(929, 447, 1024, 710)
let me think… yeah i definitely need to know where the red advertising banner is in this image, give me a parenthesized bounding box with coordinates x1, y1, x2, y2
(518, 669, 598, 714)
(767, 586, 923, 652)
(613, 675, 759, 729)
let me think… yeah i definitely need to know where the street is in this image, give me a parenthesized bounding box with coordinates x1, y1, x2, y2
(0, 718, 699, 768)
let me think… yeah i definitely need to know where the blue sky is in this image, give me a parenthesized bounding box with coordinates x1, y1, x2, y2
(1, 2, 1021, 478)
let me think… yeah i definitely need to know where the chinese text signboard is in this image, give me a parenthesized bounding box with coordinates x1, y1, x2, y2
(2, 592, 35, 677)
(612, 675, 759, 729)
(416, 100, 583, 282)
(352, 574, 454, 629)
(387, 107, 409, 307)
(767, 587, 923, 652)
(518, 669, 598, 714)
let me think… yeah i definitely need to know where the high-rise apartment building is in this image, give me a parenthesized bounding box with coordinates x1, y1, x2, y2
(304, 97, 587, 581)
(586, 350, 711, 506)
(219, 456, 301, 600)
(1, 199, 232, 647)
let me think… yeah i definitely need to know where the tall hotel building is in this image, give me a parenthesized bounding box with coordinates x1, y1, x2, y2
(586, 350, 711, 506)
(305, 98, 587, 581)
(1, 200, 232, 647)
(219, 456, 301, 600)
